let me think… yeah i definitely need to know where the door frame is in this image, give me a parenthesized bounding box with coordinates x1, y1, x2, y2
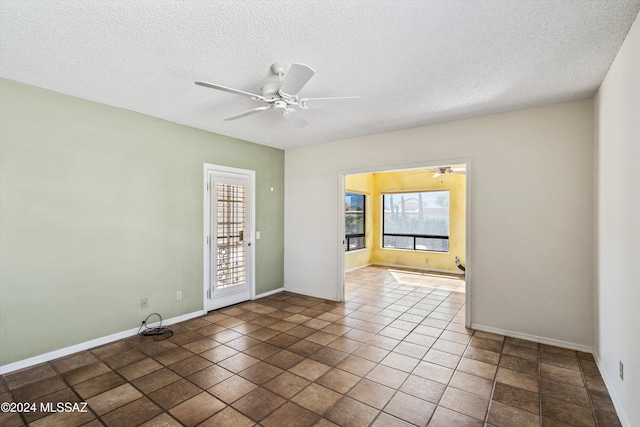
(203, 163, 256, 312)
(337, 157, 472, 328)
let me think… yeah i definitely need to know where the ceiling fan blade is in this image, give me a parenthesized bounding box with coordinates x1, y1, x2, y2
(278, 63, 315, 97)
(299, 96, 360, 109)
(222, 106, 271, 121)
(282, 108, 309, 127)
(195, 81, 265, 101)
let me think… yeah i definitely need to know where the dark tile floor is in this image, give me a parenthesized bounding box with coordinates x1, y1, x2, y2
(0, 266, 621, 426)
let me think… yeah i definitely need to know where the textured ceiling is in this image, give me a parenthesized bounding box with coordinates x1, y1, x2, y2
(1, 1, 639, 149)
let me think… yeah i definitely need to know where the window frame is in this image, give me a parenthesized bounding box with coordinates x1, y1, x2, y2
(381, 190, 450, 253)
(345, 192, 366, 252)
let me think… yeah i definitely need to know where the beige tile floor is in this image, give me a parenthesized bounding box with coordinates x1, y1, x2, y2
(0, 266, 621, 426)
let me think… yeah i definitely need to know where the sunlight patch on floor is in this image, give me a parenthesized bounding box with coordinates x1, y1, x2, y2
(389, 270, 465, 293)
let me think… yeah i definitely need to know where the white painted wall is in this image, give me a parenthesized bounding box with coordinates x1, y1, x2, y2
(594, 13, 639, 427)
(285, 99, 594, 349)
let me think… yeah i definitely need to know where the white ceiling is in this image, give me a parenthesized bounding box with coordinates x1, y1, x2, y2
(1, 1, 639, 150)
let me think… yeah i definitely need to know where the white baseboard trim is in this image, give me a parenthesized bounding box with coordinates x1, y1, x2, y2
(593, 353, 631, 427)
(254, 287, 284, 299)
(0, 310, 205, 375)
(345, 263, 373, 273)
(373, 263, 463, 276)
(284, 286, 339, 302)
(471, 323, 593, 354)
(160, 310, 207, 326)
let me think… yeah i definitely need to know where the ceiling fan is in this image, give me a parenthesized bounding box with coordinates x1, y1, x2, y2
(411, 166, 466, 178)
(432, 166, 465, 178)
(195, 63, 359, 127)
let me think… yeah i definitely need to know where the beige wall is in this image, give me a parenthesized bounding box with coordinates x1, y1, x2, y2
(285, 98, 594, 349)
(594, 12, 639, 427)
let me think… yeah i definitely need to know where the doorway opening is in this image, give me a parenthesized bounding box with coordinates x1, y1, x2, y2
(338, 159, 470, 327)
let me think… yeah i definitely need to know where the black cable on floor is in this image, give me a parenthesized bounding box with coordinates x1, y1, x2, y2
(138, 313, 173, 341)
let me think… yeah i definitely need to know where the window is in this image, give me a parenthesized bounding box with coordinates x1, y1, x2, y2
(382, 191, 449, 252)
(345, 192, 365, 251)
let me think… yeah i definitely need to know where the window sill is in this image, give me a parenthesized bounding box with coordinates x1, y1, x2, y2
(380, 247, 449, 255)
(345, 248, 368, 254)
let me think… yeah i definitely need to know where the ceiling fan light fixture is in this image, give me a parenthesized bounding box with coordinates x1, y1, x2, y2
(195, 62, 359, 126)
(282, 108, 308, 127)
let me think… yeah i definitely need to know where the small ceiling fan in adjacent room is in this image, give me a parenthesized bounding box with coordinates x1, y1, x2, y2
(411, 166, 466, 178)
(431, 166, 465, 178)
(195, 63, 359, 127)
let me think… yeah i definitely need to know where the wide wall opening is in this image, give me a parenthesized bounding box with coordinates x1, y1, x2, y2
(340, 162, 469, 326)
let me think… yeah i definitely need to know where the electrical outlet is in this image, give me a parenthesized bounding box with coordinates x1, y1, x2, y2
(176, 291, 182, 301)
(620, 360, 624, 380)
(141, 298, 148, 309)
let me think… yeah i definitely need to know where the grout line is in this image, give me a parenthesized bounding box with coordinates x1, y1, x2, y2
(0, 267, 615, 426)
(538, 338, 543, 427)
(582, 356, 601, 427)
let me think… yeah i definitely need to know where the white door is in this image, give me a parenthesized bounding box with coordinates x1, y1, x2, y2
(204, 165, 255, 312)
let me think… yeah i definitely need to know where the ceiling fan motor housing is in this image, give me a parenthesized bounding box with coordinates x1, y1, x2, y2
(261, 81, 281, 98)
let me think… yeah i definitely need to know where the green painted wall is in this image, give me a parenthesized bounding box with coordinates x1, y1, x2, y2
(0, 79, 285, 365)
